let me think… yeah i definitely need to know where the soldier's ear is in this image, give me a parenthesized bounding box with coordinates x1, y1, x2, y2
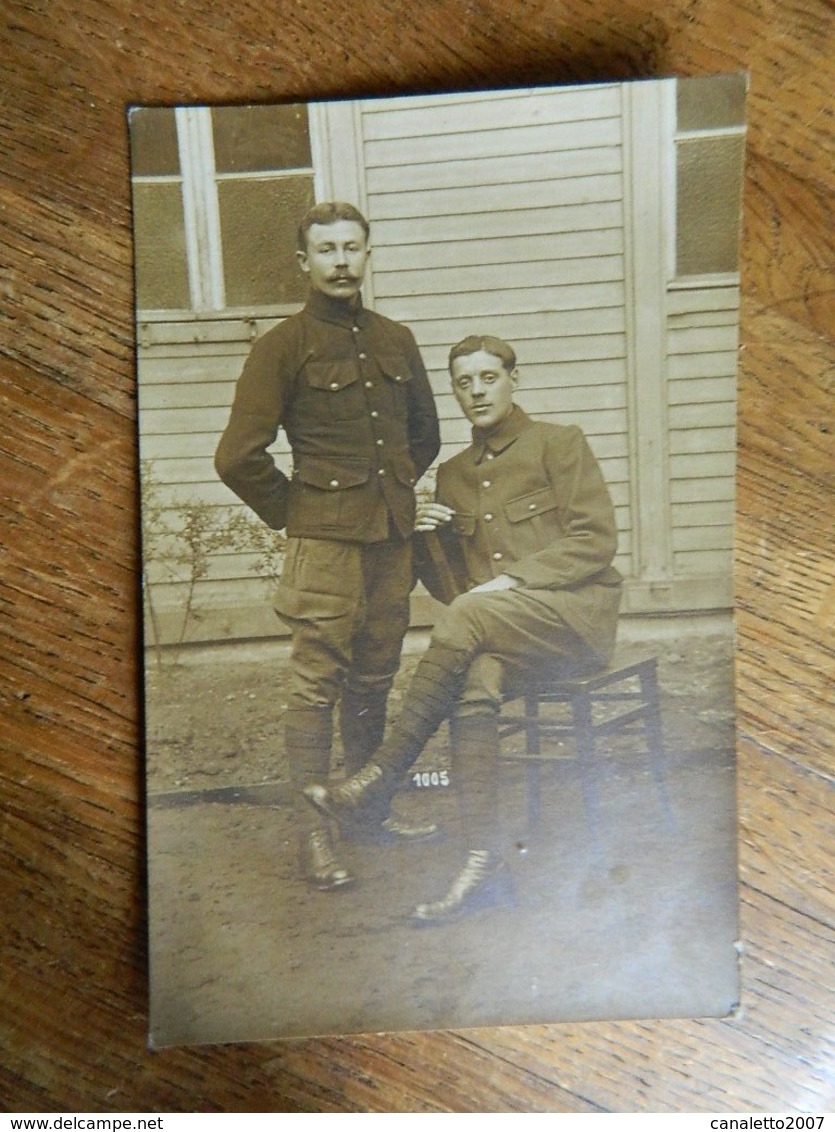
(296, 249, 310, 274)
(510, 367, 520, 388)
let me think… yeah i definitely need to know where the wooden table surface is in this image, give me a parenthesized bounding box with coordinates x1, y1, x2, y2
(1, 0, 833, 1113)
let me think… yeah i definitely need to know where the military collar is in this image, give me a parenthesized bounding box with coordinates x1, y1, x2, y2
(304, 288, 370, 329)
(472, 404, 531, 463)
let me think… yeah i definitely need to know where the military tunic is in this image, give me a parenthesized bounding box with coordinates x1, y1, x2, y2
(215, 288, 440, 706)
(427, 405, 622, 713)
(215, 288, 440, 541)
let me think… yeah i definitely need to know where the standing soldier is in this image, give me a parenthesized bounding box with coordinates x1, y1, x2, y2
(215, 202, 440, 892)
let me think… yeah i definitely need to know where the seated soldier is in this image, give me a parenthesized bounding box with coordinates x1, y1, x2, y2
(305, 334, 623, 923)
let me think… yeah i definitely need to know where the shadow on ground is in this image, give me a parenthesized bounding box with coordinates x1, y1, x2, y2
(145, 629, 739, 1047)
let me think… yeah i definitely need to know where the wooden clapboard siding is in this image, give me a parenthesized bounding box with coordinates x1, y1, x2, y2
(383, 280, 626, 321)
(140, 428, 291, 462)
(361, 85, 622, 135)
(408, 305, 627, 345)
(671, 451, 736, 479)
(363, 116, 622, 167)
(666, 283, 739, 599)
(432, 380, 627, 420)
(669, 401, 736, 430)
(146, 548, 274, 584)
(668, 350, 739, 379)
(367, 147, 624, 197)
(370, 176, 624, 222)
(139, 379, 237, 411)
(144, 480, 263, 510)
(361, 84, 638, 623)
(137, 317, 292, 635)
(137, 85, 739, 643)
(371, 201, 624, 245)
(670, 425, 735, 454)
(420, 337, 626, 379)
(671, 475, 735, 503)
(375, 253, 624, 297)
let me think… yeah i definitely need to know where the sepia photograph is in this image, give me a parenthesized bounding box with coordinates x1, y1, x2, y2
(130, 74, 747, 1047)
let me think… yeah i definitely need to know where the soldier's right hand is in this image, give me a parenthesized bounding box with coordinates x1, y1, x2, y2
(415, 502, 455, 532)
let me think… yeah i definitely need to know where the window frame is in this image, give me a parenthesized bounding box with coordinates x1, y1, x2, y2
(668, 86, 747, 290)
(132, 104, 323, 322)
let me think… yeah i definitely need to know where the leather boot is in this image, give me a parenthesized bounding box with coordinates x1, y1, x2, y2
(299, 828, 355, 891)
(286, 706, 354, 890)
(339, 808, 440, 843)
(340, 683, 438, 843)
(305, 643, 471, 828)
(304, 761, 389, 829)
(410, 850, 512, 924)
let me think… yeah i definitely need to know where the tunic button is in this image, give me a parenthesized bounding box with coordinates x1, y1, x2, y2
(376, 438, 384, 446)
(329, 479, 339, 488)
(365, 381, 373, 388)
(482, 479, 491, 488)
(528, 502, 537, 511)
(352, 326, 360, 333)
(359, 352, 367, 359)
(484, 513, 493, 521)
(492, 551, 503, 561)
(378, 468, 386, 476)
(370, 410, 379, 418)
(329, 382, 339, 390)
(394, 375, 402, 382)
(486, 452, 495, 459)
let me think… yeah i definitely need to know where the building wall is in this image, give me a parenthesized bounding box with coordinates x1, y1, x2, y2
(136, 82, 739, 646)
(359, 85, 632, 579)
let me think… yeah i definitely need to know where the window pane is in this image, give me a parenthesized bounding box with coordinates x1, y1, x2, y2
(676, 135, 745, 276)
(677, 74, 747, 132)
(217, 175, 315, 306)
(133, 182, 190, 309)
(129, 107, 181, 176)
(212, 104, 312, 173)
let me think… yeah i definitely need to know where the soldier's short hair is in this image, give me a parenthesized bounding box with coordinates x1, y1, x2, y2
(448, 335, 517, 375)
(297, 202, 370, 250)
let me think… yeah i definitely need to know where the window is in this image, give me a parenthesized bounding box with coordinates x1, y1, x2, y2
(674, 74, 747, 282)
(130, 108, 191, 310)
(129, 104, 316, 315)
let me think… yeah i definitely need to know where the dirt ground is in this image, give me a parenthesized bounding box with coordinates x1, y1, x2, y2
(144, 625, 739, 1048)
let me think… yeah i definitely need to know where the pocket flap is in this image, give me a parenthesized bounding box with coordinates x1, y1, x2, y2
(378, 356, 413, 385)
(505, 487, 558, 523)
(391, 454, 417, 487)
(295, 456, 370, 490)
(304, 361, 358, 392)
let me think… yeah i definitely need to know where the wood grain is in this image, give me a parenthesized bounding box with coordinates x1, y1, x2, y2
(1, 0, 833, 1113)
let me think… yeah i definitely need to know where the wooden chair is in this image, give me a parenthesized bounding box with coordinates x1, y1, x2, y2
(498, 654, 670, 832)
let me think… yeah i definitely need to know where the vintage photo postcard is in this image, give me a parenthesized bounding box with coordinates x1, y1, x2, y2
(130, 74, 747, 1047)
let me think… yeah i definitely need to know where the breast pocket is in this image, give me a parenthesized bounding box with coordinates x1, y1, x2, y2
(504, 486, 559, 524)
(377, 355, 413, 416)
(303, 360, 363, 422)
